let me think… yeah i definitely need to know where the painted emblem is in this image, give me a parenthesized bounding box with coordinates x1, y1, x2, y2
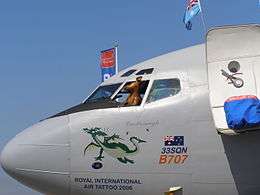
(92, 162, 103, 169)
(159, 135, 189, 165)
(82, 127, 146, 164)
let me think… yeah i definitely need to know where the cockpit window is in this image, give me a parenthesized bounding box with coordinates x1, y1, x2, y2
(135, 68, 154, 75)
(146, 79, 181, 103)
(113, 77, 149, 106)
(85, 83, 122, 103)
(121, 69, 137, 77)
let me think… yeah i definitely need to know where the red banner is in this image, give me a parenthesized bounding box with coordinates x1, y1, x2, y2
(100, 48, 115, 68)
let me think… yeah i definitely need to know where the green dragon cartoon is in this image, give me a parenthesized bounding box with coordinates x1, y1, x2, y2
(82, 127, 146, 164)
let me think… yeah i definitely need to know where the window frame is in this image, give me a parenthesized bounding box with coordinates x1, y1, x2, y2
(146, 78, 181, 104)
(143, 74, 184, 106)
(82, 82, 124, 103)
(82, 74, 185, 108)
(121, 69, 137, 77)
(135, 68, 154, 75)
(111, 77, 152, 107)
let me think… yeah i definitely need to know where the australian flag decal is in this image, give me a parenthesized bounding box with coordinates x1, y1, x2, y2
(163, 136, 184, 146)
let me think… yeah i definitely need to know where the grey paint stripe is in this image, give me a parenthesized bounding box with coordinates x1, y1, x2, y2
(16, 168, 69, 175)
(71, 171, 192, 175)
(18, 143, 70, 147)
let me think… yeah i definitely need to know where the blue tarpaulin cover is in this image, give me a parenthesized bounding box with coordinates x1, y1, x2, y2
(224, 95, 260, 130)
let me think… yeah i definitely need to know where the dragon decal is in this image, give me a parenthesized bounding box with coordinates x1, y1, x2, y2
(82, 127, 146, 164)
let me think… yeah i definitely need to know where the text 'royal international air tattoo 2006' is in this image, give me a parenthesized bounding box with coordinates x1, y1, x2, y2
(1, 1, 260, 194)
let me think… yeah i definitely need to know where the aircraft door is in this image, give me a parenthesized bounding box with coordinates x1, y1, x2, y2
(206, 25, 260, 134)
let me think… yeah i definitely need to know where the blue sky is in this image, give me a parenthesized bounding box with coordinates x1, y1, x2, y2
(0, 0, 259, 194)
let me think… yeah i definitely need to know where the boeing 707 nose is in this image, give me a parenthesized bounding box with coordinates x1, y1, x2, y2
(1, 116, 71, 195)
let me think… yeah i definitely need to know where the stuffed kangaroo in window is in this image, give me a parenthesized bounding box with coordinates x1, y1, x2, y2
(124, 76, 143, 106)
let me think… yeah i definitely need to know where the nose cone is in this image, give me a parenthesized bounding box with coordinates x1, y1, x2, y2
(1, 138, 19, 176)
(1, 116, 70, 195)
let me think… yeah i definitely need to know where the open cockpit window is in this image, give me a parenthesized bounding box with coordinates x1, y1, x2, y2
(85, 83, 122, 103)
(112, 77, 149, 107)
(146, 79, 181, 103)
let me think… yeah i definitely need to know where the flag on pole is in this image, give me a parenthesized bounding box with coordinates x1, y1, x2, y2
(100, 47, 117, 82)
(183, 0, 202, 30)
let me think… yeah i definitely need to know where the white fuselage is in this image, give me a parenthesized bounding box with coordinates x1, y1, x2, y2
(1, 25, 260, 195)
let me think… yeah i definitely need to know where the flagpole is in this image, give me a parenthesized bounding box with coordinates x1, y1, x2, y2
(199, 0, 207, 35)
(114, 41, 119, 74)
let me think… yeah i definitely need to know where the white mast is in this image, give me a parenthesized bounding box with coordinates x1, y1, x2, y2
(114, 41, 119, 74)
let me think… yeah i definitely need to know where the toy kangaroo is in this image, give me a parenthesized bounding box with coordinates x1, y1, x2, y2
(124, 76, 143, 106)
